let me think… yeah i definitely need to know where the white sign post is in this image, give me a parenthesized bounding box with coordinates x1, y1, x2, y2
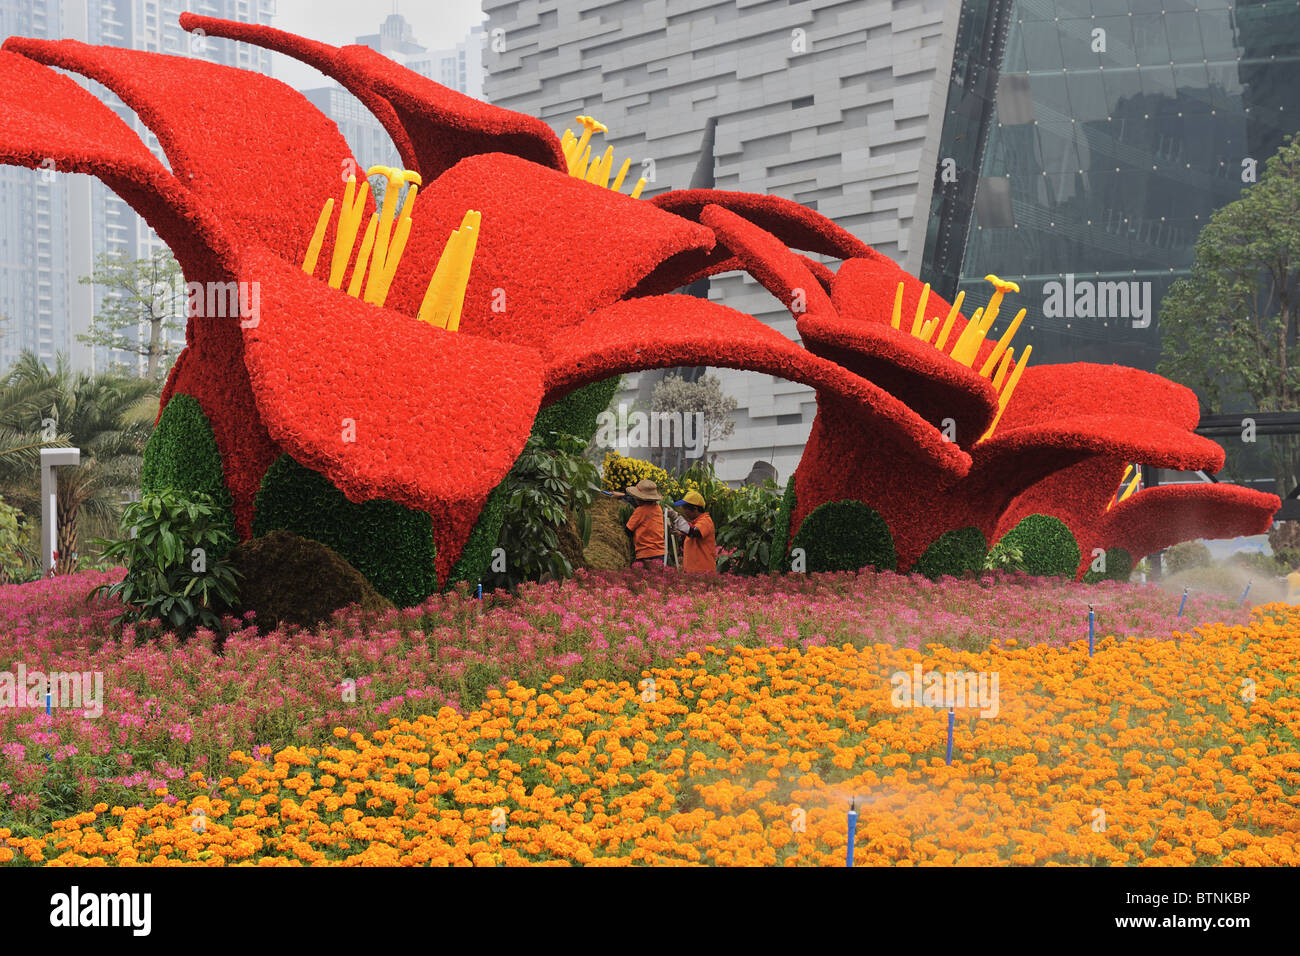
(40, 447, 80, 577)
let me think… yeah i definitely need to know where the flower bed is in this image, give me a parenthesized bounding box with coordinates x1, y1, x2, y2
(4, 601, 1297, 866)
(0, 568, 1250, 840)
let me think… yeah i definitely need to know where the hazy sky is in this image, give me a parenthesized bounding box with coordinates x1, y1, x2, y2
(268, 0, 487, 91)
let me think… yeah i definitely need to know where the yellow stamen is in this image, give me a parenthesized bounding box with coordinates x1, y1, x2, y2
(630, 177, 647, 199)
(328, 176, 369, 289)
(934, 291, 964, 351)
(910, 283, 930, 336)
(612, 158, 631, 192)
(982, 345, 1031, 438)
(568, 117, 596, 176)
(302, 198, 334, 276)
(918, 317, 938, 343)
(365, 167, 406, 297)
(891, 281, 904, 331)
(978, 308, 1026, 378)
(417, 210, 481, 331)
(346, 214, 379, 298)
(992, 348, 1014, 391)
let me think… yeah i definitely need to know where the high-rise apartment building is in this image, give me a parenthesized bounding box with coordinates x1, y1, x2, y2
(0, 0, 276, 375)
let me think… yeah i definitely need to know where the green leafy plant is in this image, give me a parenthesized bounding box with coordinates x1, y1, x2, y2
(915, 527, 988, 580)
(89, 490, 241, 633)
(769, 479, 798, 572)
(983, 541, 1027, 573)
(142, 393, 235, 560)
(790, 500, 897, 573)
(487, 432, 600, 592)
(996, 515, 1081, 578)
(532, 376, 621, 448)
(716, 479, 783, 575)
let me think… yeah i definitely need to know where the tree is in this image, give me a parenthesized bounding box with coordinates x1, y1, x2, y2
(649, 372, 738, 474)
(1158, 132, 1300, 496)
(0, 352, 158, 573)
(77, 249, 186, 380)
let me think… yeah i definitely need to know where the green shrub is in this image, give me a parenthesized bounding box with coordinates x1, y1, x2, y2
(141, 393, 235, 560)
(1082, 547, 1133, 584)
(769, 479, 798, 572)
(997, 514, 1081, 578)
(252, 455, 437, 608)
(716, 479, 784, 575)
(913, 527, 987, 580)
(790, 500, 897, 573)
(1165, 540, 1212, 574)
(485, 433, 600, 592)
(532, 376, 621, 447)
(90, 490, 241, 634)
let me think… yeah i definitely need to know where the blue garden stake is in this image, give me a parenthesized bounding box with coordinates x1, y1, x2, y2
(846, 798, 858, 868)
(45, 690, 51, 716)
(476, 583, 483, 600)
(1177, 587, 1188, 618)
(945, 707, 955, 765)
(1240, 580, 1252, 607)
(1087, 603, 1095, 656)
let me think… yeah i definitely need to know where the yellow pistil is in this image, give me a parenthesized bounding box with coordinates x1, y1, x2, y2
(948, 307, 986, 366)
(982, 274, 1020, 330)
(327, 175, 371, 289)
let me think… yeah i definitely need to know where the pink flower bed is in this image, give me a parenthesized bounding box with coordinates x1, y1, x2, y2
(0, 566, 1246, 835)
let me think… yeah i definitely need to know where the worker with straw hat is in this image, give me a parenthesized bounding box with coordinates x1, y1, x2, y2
(620, 478, 666, 567)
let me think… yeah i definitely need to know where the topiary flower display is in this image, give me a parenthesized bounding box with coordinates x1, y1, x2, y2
(0, 15, 1278, 602)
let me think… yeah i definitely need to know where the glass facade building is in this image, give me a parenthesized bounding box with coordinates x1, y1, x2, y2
(922, 0, 1300, 374)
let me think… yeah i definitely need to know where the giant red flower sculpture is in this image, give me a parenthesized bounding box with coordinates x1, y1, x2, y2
(0, 16, 1277, 596)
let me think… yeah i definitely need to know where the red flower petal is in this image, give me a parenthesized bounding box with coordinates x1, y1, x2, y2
(4, 35, 363, 265)
(381, 153, 717, 352)
(178, 14, 567, 180)
(544, 294, 971, 481)
(1098, 484, 1280, 562)
(238, 243, 545, 515)
(650, 189, 882, 262)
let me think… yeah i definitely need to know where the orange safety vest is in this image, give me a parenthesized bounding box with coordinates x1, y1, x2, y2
(626, 503, 665, 559)
(682, 512, 717, 573)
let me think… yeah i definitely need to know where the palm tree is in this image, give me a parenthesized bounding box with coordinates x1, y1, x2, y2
(0, 352, 158, 573)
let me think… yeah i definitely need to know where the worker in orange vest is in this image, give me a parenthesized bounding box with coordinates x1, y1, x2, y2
(621, 479, 666, 567)
(668, 490, 717, 573)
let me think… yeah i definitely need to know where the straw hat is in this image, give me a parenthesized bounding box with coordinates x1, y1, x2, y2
(625, 478, 662, 501)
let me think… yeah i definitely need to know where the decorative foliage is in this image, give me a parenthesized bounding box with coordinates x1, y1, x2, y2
(252, 455, 437, 608)
(914, 527, 987, 580)
(715, 479, 783, 575)
(770, 478, 798, 572)
(998, 515, 1081, 578)
(791, 500, 897, 573)
(485, 433, 600, 593)
(532, 376, 621, 447)
(89, 490, 240, 634)
(141, 393, 235, 560)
